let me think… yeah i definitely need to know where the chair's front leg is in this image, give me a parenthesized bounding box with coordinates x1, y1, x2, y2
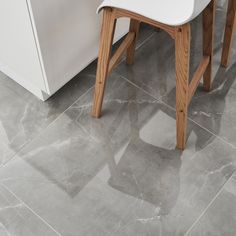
(221, 0, 236, 68)
(92, 8, 116, 118)
(175, 24, 191, 150)
(203, 0, 215, 91)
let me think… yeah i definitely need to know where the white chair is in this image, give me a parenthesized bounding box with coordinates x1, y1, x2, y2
(92, 0, 215, 150)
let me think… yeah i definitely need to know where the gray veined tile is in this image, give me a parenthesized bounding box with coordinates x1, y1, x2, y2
(0, 23, 155, 168)
(0, 73, 236, 236)
(185, 7, 236, 148)
(188, 173, 236, 236)
(0, 184, 59, 236)
(188, 64, 236, 148)
(0, 66, 96, 167)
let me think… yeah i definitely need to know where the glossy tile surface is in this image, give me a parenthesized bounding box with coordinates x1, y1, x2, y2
(189, 64, 236, 148)
(1, 74, 236, 235)
(189, 173, 236, 236)
(0, 24, 155, 167)
(0, 185, 58, 236)
(0, 67, 95, 166)
(1, 2, 236, 235)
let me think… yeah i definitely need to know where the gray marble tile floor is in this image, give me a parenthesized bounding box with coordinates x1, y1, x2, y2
(0, 2, 236, 235)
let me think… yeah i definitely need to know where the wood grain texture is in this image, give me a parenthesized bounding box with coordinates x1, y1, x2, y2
(188, 56, 210, 105)
(92, 8, 116, 118)
(108, 32, 135, 75)
(175, 24, 191, 150)
(221, 0, 236, 67)
(203, 0, 215, 91)
(126, 19, 140, 65)
(114, 9, 175, 38)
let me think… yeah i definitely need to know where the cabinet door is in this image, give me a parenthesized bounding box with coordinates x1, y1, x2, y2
(28, 0, 129, 95)
(0, 0, 46, 92)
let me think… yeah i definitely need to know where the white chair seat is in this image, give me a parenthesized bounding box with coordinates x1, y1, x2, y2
(98, 0, 211, 26)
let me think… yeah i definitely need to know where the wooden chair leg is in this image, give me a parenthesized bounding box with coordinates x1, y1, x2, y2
(175, 24, 191, 150)
(203, 0, 215, 91)
(92, 8, 116, 118)
(126, 19, 140, 65)
(221, 0, 236, 68)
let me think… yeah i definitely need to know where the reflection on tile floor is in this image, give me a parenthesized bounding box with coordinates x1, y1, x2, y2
(0, 23, 155, 167)
(1, 75, 236, 236)
(0, 67, 95, 166)
(189, 173, 236, 236)
(1, 2, 236, 235)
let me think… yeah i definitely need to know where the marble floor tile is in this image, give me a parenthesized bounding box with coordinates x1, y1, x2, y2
(185, 6, 236, 148)
(1, 74, 236, 236)
(0, 184, 59, 236)
(0, 3, 235, 235)
(188, 173, 236, 236)
(0, 66, 95, 167)
(0, 24, 155, 167)
(188, 64, 236, 148)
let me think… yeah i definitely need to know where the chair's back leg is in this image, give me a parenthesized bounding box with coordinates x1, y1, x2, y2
(221, 0, 236, 68)
(92, 8, 117, 118)
(126, 19, 140, 65)
(175, 24, 191, 150)
(203, 0, 215, 91)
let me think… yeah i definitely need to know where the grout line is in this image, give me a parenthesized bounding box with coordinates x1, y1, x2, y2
(1, 183, 62, 236)
(114, 26, 236, 151)
(0, 29, 156, 167)
(187, 117, 236, 150)
(0, 25, 235, 236)
(119, 74, 236, 151)
(1, 28, 157, 169)
(2, 85, 95, 168)
(117, 33, 236, 234)
(120, 74, 222, 147)
(114, 31, 157, 70)
(135, 31, 157, 50)
(0, 222, 11, 236)
(120, 71, 236, 234)
(184, 171, 236, 236)
(119, 75, 164, 103)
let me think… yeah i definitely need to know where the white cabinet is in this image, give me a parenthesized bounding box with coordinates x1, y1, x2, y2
(0, 0, 128, 100)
